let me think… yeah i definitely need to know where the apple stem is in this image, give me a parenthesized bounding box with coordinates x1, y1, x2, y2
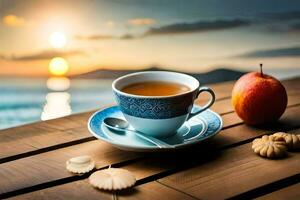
(260, 63, 264, 77)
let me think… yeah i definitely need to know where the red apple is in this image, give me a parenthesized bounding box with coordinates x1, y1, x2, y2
(232, 64, 288, 125)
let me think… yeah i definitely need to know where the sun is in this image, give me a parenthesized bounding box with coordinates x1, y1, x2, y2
(49, 57, 69, 76)
(49, 32, 67, 48)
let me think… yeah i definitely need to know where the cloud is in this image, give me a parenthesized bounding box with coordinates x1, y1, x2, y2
(2, 14, 32, 27)
(262, 10, 300, 21)
(144, 19, 251, 35)
(75, 18, 250, 40)
(119, 34, 135, 40)
(128, 18, 156, 26)
(256, 11, 300, 34)
(75, 33, 136, 40)
(1, 50, 84, 61)
(237, 46, 300, 58)
(289, 23, 300, 32)
(75, 34, 115, 40)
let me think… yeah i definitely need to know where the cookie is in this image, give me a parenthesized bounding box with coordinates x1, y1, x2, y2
(252, 135, 287, 158)
(273, 132, 300, 150)
(89, 168, 136, 191)
(66, 155, 95, 174)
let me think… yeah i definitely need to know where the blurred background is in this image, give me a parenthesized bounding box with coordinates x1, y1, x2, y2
(0, 0, 299, 129)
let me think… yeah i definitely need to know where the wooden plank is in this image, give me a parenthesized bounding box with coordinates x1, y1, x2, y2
(8, 179, 113, 200)
(1, 77, 299, 198)
(202, 91, 300, 116)
(1, 82, 299, 163)
(281, 77, 300, 94)
(0, 136, 36, 161)
(112, 125, 300, 184)
(0, 140, 139, 196)
(255, 183, 300, 200)
(0, 81, 236, 162)
(0, 111, 91, 133)
(1, 105, 299, 198)
(9, 181, 196, 200)
(158, 128, 300, 200)
(288, 92, 300, 107)
(196, 81, 234, 104)
(7, 127, 300, 199)
(0, 98, 233, 163)
(213, 105, 300, 147)
(0, 111, 94, 160)
(211, 92, 300, 129)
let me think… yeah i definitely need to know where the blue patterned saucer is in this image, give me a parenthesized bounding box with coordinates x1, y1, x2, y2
(88, 105, 222, 152)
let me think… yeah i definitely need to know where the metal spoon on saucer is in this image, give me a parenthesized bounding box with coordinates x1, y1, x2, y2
(103, 117, 174, 148)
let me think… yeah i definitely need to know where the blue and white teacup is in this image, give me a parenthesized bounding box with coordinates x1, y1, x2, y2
(112, 71, 215, 138)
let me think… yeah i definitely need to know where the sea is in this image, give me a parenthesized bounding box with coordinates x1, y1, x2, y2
(0, 77, 115, 130)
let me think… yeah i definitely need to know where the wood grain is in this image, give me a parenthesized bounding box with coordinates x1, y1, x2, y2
(1, 80, 299, 164)
(0, 140, 140, 195)
(158, 129, 300, 200)
(9, 180, 197, 200)
(281, 77, 300, 95)
(7, 127, 300, 199)
(213, 105, 300, 147)
(1, 77, 299, 199)
(0, 81, 236, 163)
(9, 179, 112, 200)
(1, 104, 299, 198)
(195, 80, 234, 104)
(0, 111, 94, 161)
(220, 92, 300, 128)
(255, 183, 300, 200)
(205, 91, 300, 116)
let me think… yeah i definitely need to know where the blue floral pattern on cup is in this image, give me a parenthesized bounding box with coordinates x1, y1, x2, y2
(114, 92, 195, 119)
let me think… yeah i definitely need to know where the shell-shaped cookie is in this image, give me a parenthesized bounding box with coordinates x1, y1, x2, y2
(273, 132, 300, 150)
(89, 168, 136, 190)
(252, 135, 287, 158)
(66, 155, 95, 174)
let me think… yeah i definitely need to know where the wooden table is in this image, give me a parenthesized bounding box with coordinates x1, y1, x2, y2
(1, 77, 299, 200)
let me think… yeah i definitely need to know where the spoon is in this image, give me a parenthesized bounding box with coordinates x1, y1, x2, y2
(103, 117, 174, 148)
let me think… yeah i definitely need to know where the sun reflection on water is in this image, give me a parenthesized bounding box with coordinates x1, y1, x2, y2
(41, 91, 72, 120)
(42, 76, 72, 121)
(46, 77, 71, 91)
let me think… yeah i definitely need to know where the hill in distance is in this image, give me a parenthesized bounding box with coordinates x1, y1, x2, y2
(71, 67, 246, 84)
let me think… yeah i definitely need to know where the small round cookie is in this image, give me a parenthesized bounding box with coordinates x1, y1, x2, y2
(66, 155, 95, 174)
(252, 135, 287, 158)
(273, 132, 300, 150)
(89, 168, 136, 191)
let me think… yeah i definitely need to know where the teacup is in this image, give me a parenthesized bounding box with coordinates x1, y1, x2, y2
(112, 71, 215, 138)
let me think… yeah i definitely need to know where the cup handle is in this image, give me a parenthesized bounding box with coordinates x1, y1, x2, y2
(187, 87, 215, 120)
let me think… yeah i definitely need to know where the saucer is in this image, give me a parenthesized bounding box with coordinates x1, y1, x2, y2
(88, 105, 222, 152)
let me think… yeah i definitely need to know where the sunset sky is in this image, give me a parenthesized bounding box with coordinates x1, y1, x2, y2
(0, 0, 299, 77)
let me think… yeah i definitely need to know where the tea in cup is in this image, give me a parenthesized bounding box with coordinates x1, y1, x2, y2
(113, 71, 215, 138)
